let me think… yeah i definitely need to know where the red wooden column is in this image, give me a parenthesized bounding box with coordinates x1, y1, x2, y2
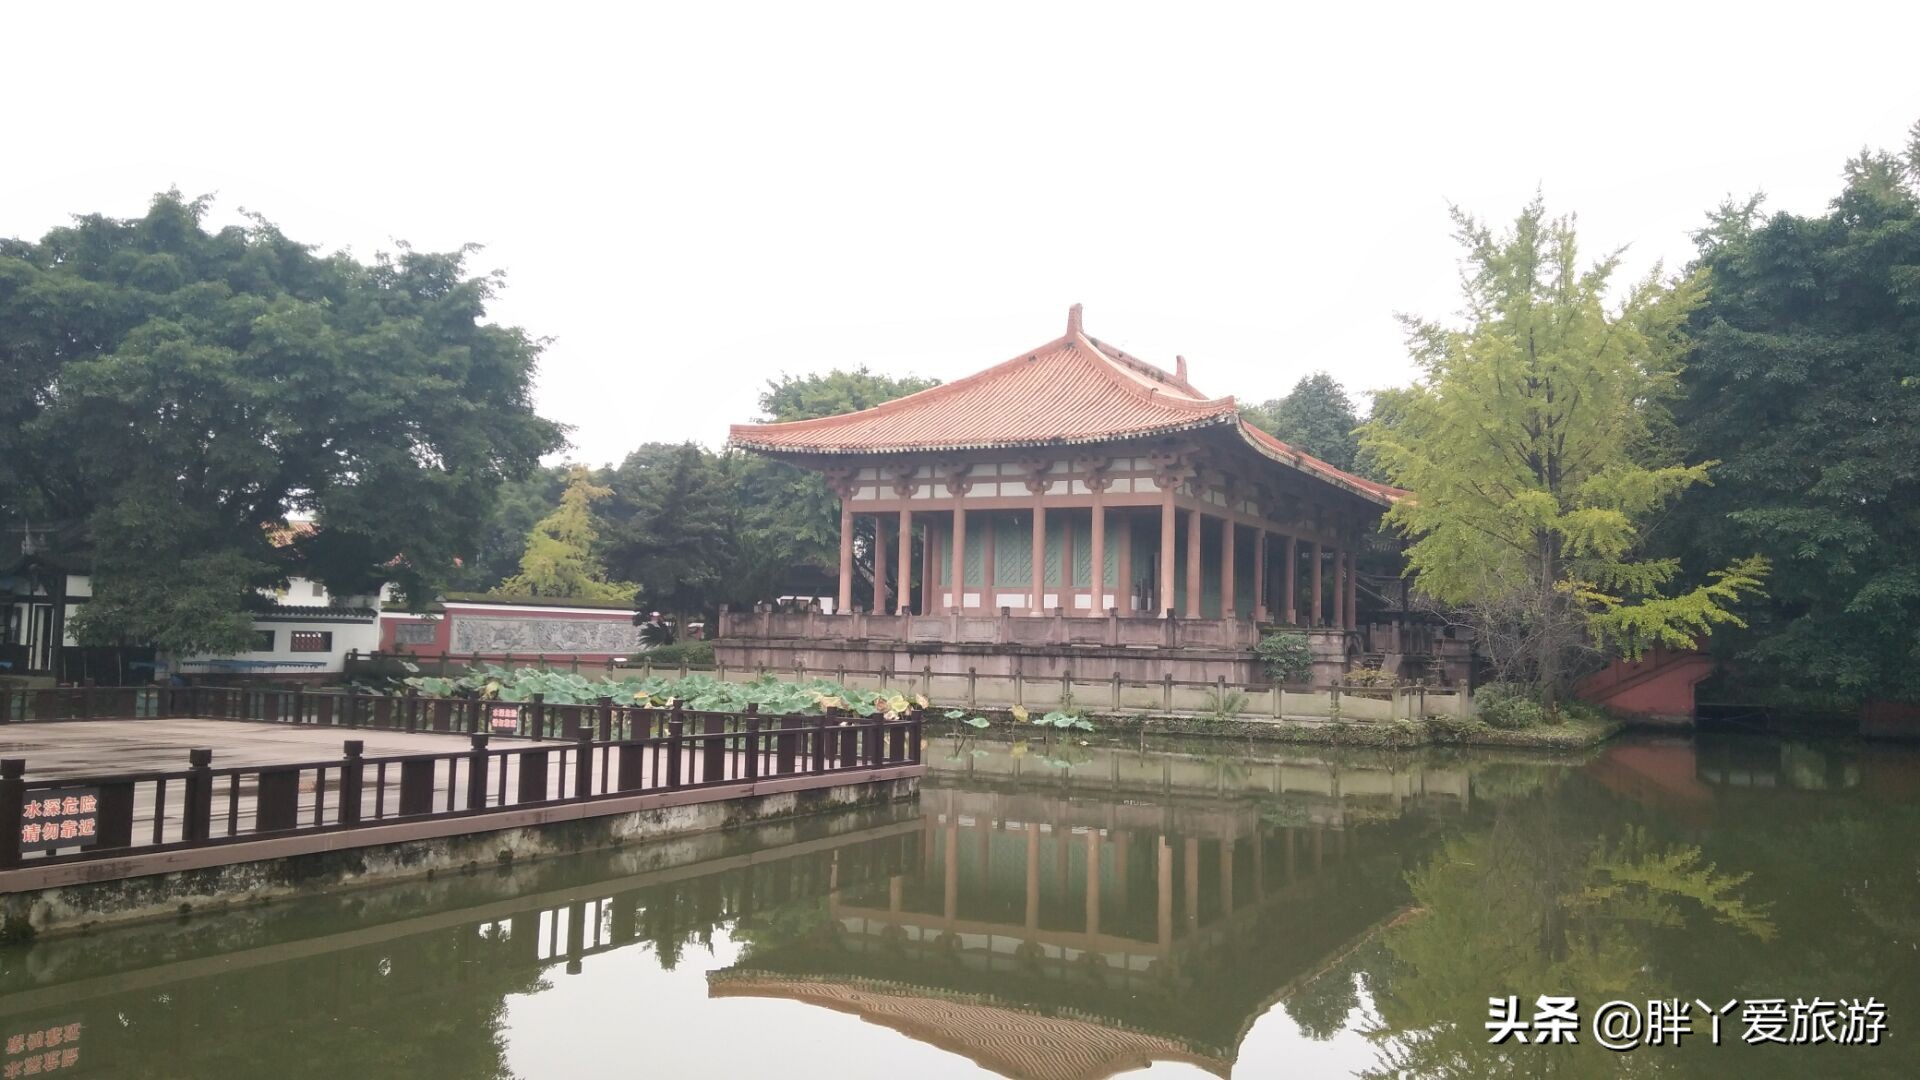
(837, 500, 855, 614)
(872, 514, 889, 616)
(950, 505, 967, 612)
(1253, 528, 1268, 622)
(1159, 487, 1177, 617)
(1283, 534, 1298, 624)
(1185, 507, 1203, 618)
(1310, 541, 1324, 626)
(1030, 503, 1047, 614)
(896, 510, 914, 615)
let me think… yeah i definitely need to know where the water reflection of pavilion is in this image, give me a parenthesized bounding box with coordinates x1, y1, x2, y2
(1, 746, 1468, 1079)
(711, 748, 1469, 1079)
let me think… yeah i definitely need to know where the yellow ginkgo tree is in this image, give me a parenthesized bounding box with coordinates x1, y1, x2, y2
(1362, 198, 1767, 705)
(493, 466, 638, 603)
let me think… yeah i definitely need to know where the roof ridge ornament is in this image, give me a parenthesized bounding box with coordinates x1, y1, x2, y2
(1176, 355, 1188, 383)
(1067, 302, 1083, 337)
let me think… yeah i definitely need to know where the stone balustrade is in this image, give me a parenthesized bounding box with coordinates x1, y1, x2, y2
(720, 606, 1263, 651)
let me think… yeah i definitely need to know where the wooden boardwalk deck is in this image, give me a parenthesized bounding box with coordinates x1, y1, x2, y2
(4, 717, 908, 854)
(1, 696, 925, 903)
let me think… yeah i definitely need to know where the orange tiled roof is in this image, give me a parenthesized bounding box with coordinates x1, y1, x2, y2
(710, 973, 1230, 1080)
(1237, 422, 1406, 504)
(729, 306, 1403, 506)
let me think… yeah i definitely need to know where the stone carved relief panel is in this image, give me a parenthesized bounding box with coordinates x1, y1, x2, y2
(451, 616, 641, 655)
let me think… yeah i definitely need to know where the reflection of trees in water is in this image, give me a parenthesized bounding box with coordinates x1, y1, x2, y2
(22, 833, 906, 1079)
(1681, 795, 1920, 1041)
(729, 896, 836, 958)
(1359, 784, 1775, 1079)
(1285, 938, 1399, 1040)
(86, 925, 548, 1080)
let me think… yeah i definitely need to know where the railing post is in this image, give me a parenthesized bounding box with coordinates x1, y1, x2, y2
(597, 696, 614, 742)
(744, 713, 761, 782)
(812, 713, 830, 773)
(530, 693, 546, 740)
(340, 741, 364, 827)
(466, 734, 492, 810)
(666, 706, 685, 789)
(184, 748, 214, 843)
(0, 759, 24, 869)
(909, 710, 924, 764)
(574, 730, 594, 799)
(345, 684, 360, 728)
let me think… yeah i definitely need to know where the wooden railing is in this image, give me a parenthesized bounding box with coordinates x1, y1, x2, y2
(0, 692, 924, 871)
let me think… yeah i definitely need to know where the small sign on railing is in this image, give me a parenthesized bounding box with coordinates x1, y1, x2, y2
(489, 705, 520, 733)
(18, 788, 100, 852)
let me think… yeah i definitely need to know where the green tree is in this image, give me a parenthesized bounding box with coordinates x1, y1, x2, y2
(1243, 372, 1362, 471)
(1, 192, 563, 656)
(735, 367, 939, 601)
(1351, 385, 1415, 484)
(1361, 199, 1767, 702)
(600, 443, 737, 618)
(758, 365, 939, 424)
(1670, 129, 1920, 704)
(494, 466, 635, 601)
(448, 465, 571, 592)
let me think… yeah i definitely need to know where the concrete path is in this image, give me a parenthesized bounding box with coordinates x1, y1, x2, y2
(4, 719, 579, 848)
(0, 718, 488, 779)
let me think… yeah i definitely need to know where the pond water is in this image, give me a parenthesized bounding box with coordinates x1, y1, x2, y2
(3, 731, 1916, 1079)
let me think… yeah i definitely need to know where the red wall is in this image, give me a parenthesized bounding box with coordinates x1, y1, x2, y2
(1574, 647, 1715, 722)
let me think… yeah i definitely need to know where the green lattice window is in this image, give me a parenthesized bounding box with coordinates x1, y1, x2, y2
(993, 516, 1030, 587)
(1043, 517, 1066, 588)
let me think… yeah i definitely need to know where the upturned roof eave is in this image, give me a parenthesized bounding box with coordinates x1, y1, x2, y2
(1231, 421, 1403, 508)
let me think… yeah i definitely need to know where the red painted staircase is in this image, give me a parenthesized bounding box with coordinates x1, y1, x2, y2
(1573, 646, 1715, 725)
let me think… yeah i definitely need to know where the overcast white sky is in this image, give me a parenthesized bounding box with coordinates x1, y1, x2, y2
(7, 1, 1917, 467)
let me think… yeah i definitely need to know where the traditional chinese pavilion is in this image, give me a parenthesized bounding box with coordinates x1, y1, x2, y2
(719, 306, 1421, 686)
